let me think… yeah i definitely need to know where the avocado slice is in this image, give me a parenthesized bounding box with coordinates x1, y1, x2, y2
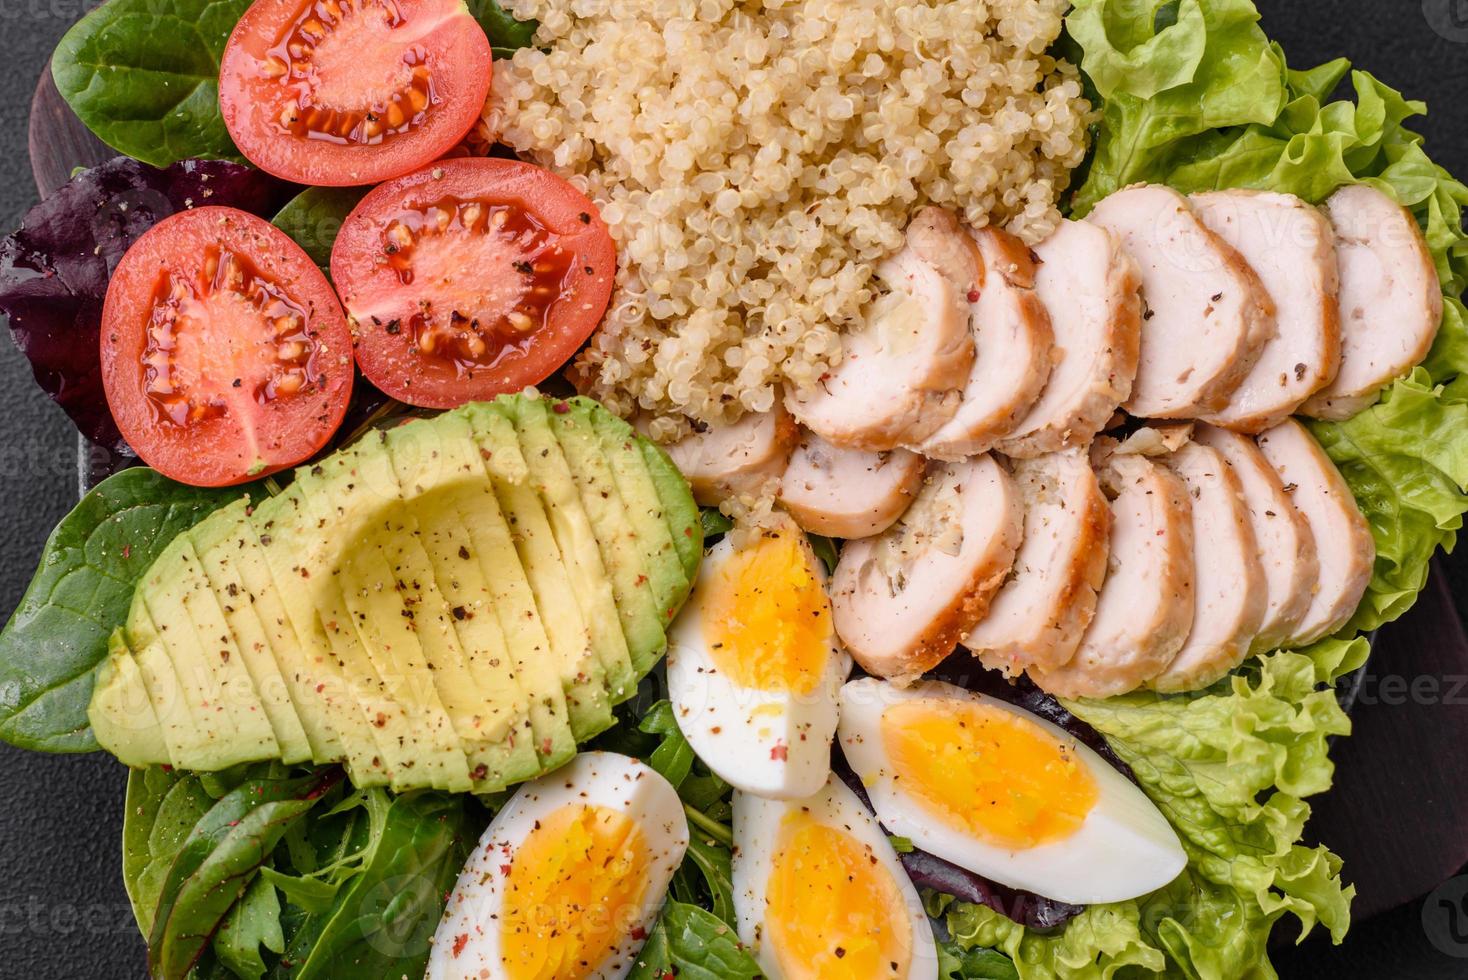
(128, 630, 200, 768)
(380, 416, 555, 785)
(549, 398, 669, 676)
(507, 397, 636, 702)
(88, 633, 169, 768)
(293, 448, 471, 793)
(130, 539, 278, 766)
(191, 498, 344, 765)
(187, 505, 312, 765)
(465, 402, 613, 741)
(403, 412, 577, 771)
(250, 484, 394, 787)
(639, 438, 704, 594)
(588, 408, 693, 619)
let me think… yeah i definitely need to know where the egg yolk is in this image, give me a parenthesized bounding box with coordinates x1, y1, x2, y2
(880, 699, 1099, 850)
(765, 812, 913, 979)
(703, 531, 831, 694)
(500, 804, 650, 980)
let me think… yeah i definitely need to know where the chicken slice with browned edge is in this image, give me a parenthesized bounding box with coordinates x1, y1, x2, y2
(962, 449, 1111, 676)
(1029, 448, 1194, 699)
(1256, 418, 1375, 645)
(917, 226, 1054, 458)
(661, 403, 798, 507)
(996, 219, 1142, 459)
(831, 455, 1022, 682)
(1086, 184, 1275, 419)
(787, 208, 975, 450)
(1191, 190, 1342, 432)
(1149, 441, 1267, 692)
(1193, 424, 1318, 653)
(778, 428, 925, 539)
(1301, 184, 1442, 420)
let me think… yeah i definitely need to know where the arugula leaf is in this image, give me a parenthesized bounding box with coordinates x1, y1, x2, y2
(467, 0, 539, 57)
(212, 877, 285, 980)
(52, 0, 251, 167)
(0, 468, 247, 753)
(700, 506, 735, 540)
(147, 769, 342, 980)
(627, 901, 762, 980)
(272, 188, 370, 274)
(639, 699, 696, 788)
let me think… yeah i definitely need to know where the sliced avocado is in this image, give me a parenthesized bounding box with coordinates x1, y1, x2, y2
(187, 505, 312, 764)
(464, 402, 614, 741)
(250, 484, 393, 787)
(639, 438, 704, 595)
(88, 632, 169, 768)
(130, 539, 278, 766)
(588, 408, 693, 618)
(549, 398, 669, 676)
(381, 416, 553, 786)
(507, 396, 636, 702)
(192, 498, 344, 764)
(292, 448, 471, 793)
(408, 412, 576, 771)
(128, 630, 199, 768)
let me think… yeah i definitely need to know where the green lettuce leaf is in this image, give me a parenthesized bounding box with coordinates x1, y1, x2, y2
(942, 642, 1366, 978)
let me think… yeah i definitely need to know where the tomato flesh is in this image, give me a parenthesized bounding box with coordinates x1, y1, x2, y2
(102, 207, 354, 487)
(331, 158, 617, 408)
(220, 0, 493, 186)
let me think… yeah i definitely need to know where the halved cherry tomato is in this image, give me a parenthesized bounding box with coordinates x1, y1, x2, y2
(219, 0, 493, 187)
(101, 207, 354, 487)
(330, 158, 618, 408)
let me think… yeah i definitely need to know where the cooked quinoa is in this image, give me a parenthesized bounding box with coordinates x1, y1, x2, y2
(484, 0, 1092, 438)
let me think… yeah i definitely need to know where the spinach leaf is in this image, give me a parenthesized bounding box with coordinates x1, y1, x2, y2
(272, 188, 370, 274)
(0, 468, 246, 753)
(808, 534, 840, 574)
(272, 791, 475, 980)
(699, 507, 734, 540)
(467, 0, 539, 56)
(213, 877, 285, 980)
(52, 0, 251, 168)
(124, 767, 216, 936)
(148, 769, 342, 980)
(628, 901, 761, 980)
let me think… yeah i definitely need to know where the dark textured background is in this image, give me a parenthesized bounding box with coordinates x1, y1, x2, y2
(2, 1, 1467, 977)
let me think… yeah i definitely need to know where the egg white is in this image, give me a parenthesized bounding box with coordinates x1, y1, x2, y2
(667, 518, 850, 799)
(733, 776, 939, 980)
(838, 678, 1187, 905)
(426, 752, 688, 979)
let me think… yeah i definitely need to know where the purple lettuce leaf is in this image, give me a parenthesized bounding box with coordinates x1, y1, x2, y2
(0, 157, 292, 451)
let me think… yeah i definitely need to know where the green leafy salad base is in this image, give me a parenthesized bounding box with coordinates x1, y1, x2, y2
(6, 0, 1468, 977)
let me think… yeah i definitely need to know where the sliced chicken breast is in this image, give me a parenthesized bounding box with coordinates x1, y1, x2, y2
(1029, 450, 1194, 699)
(787, 208, 975, 450)
(962, 449, 1111, 675)
(1193, 424, 1318, 653)
(1149, 442, 1267, 692)
(1301, 184, 1443, 420)
(1086, 184, 1275, 419)
(831, 455, 1022, 682)
(996, 219, 1142, 459)
(918, 226, 1054, 459)
(778, 429, 925, 539)
(1255, 418, 1375, 645)
(1192, 190, 1342, 432)
(662, 403, 798, 507)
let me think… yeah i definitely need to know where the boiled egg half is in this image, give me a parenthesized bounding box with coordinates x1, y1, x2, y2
(667, 516, 850, 798)
(733, 775, 938, 979)
(426, 751, 688, 980)
(838, 678, 1186, 905)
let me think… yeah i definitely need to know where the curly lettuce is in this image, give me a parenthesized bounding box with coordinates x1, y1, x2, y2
(938, 0, 1468, 975)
